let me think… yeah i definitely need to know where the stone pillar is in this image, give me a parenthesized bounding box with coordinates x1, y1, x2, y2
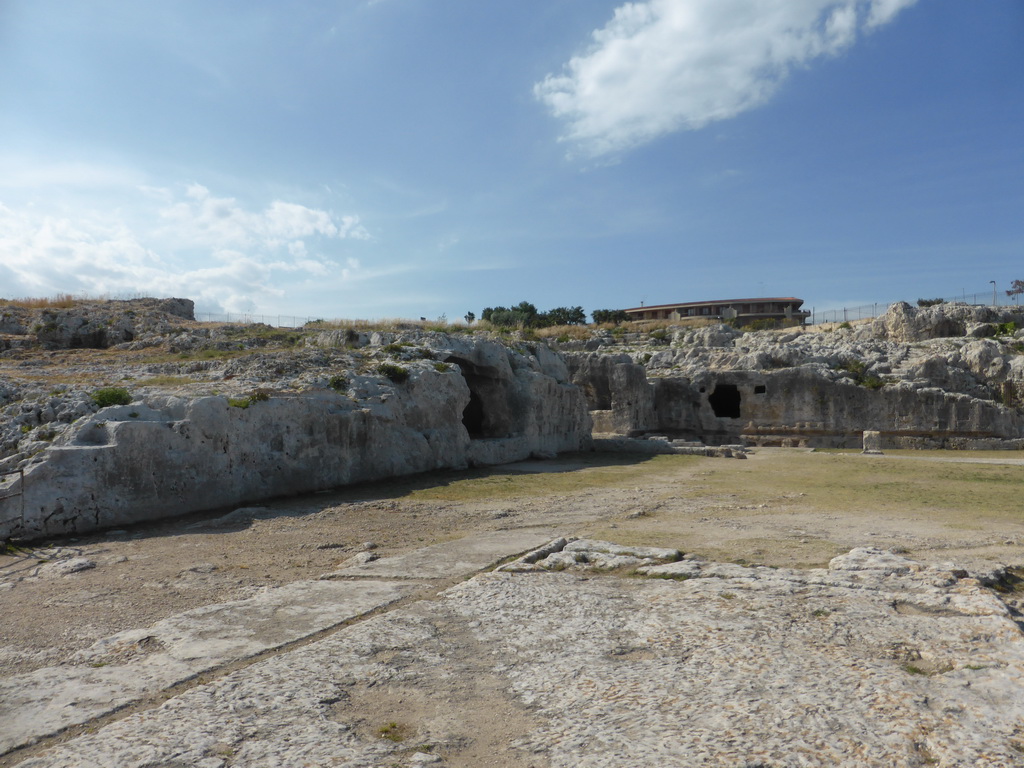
(862, 430, 883, 455)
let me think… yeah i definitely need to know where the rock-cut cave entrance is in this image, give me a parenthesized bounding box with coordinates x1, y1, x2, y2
(708, 383, 741, 419)
(445, 356, 518, 439)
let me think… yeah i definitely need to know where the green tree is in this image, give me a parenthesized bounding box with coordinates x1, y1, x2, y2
(482, 301, 540, 328)
(1006, 280, 1024, 305)
(592, 309, 630, 324)
(542, 306, 587, 326)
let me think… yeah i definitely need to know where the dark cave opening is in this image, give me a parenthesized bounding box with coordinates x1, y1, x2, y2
(708, 383, 742, 419)
(461, 388, 487, 438)
(445, 356, 516, 439)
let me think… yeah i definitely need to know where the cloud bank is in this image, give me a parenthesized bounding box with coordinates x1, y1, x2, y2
(0, 185, 370, 314)
(535, 0, 919, 156)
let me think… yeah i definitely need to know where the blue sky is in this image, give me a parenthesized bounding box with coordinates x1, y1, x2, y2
(1, 0, 1021, 321)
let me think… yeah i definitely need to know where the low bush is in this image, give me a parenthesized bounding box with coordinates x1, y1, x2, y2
(228, 389, 271, 408)
(377, 363, 409, 383)
(92, 387, 132, 407)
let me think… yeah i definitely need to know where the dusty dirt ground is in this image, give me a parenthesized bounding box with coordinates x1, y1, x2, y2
(3, 447, 1024, 681)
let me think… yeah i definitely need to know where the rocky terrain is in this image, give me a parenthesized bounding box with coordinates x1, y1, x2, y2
(3, 297, 1024, 540)
(562, 301, 1024, 448)
(3, 297, 1024, 766)
(0, 299, 590, 540)
(5, 524, 1024, 768)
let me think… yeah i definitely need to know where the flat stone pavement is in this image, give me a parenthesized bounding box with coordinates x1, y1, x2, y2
(5, 536, 1024, 767)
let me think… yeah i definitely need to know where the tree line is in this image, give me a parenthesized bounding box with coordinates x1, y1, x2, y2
(468, 302, 630, 328)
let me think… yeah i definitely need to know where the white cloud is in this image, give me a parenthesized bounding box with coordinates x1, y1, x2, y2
(0, 184, 371, 313)
(0, 159, 146, 191)
(535, 0, 919, 156)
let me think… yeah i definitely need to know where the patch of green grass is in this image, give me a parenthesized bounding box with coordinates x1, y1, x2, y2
(643, 571, 694, 581)
(227, 390, 271, 409)
(381, 342, 414, 355)
(377, 363, 410, 383)
(695, 452, 1024, 518)
(397, 454, 701, 504)
(139, 375, 198, 387)
(377, 722, 409, 742)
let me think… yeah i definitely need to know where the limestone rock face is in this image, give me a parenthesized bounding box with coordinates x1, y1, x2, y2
(563, 303, 1024, 448)
(872, 301, 1020, 343)
(0, 298, 195, 350)
(565, 353, 655, 435)
(1, 333, 591, 540)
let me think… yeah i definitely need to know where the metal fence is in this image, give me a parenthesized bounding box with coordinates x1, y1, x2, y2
(194, 313, 320, 328)
(809, 288, 1021, 326)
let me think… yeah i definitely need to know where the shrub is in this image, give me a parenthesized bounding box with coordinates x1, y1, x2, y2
(917, 298, 945, 307)
(839, 359, 886, 390)
(376, 363, 409, 383)
(328, 374, 348, 391)
(228, 389, 270, 408)
(433, 362, 451, 373)
(745, 318, 780, 332)
(92, 387, 132, 407)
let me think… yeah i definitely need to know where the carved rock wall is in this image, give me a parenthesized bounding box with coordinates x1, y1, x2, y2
(1, 336, 591, 540)
(565, 302, 1024, 448)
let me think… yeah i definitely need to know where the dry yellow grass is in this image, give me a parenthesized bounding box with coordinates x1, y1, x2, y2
(304, 318, 472, 332)
(0, 293, 81, 309)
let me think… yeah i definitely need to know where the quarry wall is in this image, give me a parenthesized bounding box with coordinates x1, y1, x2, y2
(0, 332, 591, 540)
(566, 302, 1024, 449)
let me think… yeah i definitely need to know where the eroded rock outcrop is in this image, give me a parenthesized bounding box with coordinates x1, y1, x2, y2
(0, 298, 195, 350)
(565, 302, 1024, 448)
(0, 325, 590, 540)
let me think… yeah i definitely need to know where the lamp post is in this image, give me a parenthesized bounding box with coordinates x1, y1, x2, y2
(990, 280, 997, 306)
